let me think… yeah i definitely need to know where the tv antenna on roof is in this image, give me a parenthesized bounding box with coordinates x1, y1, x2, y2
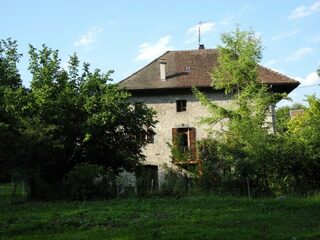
(198, 21, 209, 49)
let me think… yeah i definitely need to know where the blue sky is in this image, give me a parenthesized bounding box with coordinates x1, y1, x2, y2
(1, 0, 320, 107)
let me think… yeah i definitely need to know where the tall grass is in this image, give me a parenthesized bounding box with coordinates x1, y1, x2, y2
(0, 183, 319, 240)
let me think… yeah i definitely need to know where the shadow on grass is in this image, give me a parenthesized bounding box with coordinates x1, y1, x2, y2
(0, 183, 320, 240)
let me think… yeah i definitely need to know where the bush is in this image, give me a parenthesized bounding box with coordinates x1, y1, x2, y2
(135, 165, 159, 197)
(160, 165, 196, 197)
(63, 163, 117, 200)
(198, 138, 231, 193)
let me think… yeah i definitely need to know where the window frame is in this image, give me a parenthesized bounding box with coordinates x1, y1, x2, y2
(176, 100, 187, 112)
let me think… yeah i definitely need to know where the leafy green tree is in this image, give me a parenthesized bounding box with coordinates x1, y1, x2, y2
(210, 27, 262, 95)
(23, 44, 156, 199)
(194, 27, 283, 195)
(275, 103, 305, 133)
(283, 96, 320, 192)
(0, 39, 26, 183)
(1, 40, 156, 199)
(79, 66, 156, 172)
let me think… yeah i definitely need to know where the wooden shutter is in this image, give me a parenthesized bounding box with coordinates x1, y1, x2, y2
(189, 127, 196, 161)
(172, 128, 178, 161)
(172, 128, 178, 147)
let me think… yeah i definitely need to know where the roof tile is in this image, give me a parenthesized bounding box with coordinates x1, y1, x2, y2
(119, 49, 300, 92)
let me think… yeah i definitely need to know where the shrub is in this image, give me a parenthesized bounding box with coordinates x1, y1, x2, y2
(160, 165, 195, 197)
(63, 163, 116, 200)
(198, 138, 230, 193)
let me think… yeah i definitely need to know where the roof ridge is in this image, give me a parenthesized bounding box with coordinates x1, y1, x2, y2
(119, 49, 300, 94)
(119, 49, 218, 84)
(170, 48, 217, 53)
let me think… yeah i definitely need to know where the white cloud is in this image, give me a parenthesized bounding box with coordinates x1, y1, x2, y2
(135, 35, 173, 61)
(240, 4, 254, 12)
(289, 1, 320, 19)
(220, 16, 234, 26)
(311, 33, 320, 43)
(187, 21, 215, 36)
(74, 26, 103, 47)
(185, 21, 215, 44)
(295, 71, 320, 86)
(272, 29, 300, 40)
(285, 47, 314, 61)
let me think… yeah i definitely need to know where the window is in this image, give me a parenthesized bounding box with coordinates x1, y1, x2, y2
(146, 130, 154, 143)
(172, 127, 196, 161)
(176, 100, 187, 112)
(134, 102, 143, 111)
(177, 128, 188, 153)
(138, 129, 154, 144)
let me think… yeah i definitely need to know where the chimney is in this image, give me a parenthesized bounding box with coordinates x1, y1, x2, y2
(160, 59, 166, 81)
(199, 44, 205, 50)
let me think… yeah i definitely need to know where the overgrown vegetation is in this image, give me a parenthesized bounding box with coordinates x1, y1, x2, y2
(0, 39, 156, 200)
(1, 27, 319, 201)
(1, 183, 320, 240)
(275, 103, 306, 133)
(194, 27, 320, 196)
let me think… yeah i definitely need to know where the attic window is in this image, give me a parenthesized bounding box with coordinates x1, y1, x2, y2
(176, 100, 187, 112)
(184, 66, 191, 72)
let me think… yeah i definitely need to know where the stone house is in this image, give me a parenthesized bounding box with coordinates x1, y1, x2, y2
(119, 47, 299, 190)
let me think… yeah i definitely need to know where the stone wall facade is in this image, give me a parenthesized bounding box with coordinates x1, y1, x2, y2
(131, 91, 233, 174)
(123, 90, 275, 190)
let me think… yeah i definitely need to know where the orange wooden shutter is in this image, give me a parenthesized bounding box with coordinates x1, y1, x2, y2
(172, 128, 178, 147)
(172, 128, 178, 161)
(189, 128, 196, 160)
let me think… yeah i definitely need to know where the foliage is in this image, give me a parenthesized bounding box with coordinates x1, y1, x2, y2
(1, 183, 320, 240)
(63, 163, 117, 200)
(283, 96, 320, 193)
(195, 28, 320, 196)
(275, 103, 305, 133)
(167, 141, 192, 163)
(211, 26, 262, 95)
(194, 27, 282, 196)
(160, 164, 195, 196)
(198, 138, 231, 193)
(0, 39, 27, 182)
(0, 40, 157, 200)
(135, 165, 159, 196)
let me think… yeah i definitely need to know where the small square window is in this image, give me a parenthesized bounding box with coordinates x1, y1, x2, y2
(138, 130, 154, 144)
(134, 102, 143, 111)
(176, 100, 187, 112)
(146, 133, 154, 143)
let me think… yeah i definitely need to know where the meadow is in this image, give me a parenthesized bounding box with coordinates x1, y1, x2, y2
(0, 183, 319, 240)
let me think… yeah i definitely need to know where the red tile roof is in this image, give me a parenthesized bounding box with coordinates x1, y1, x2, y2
(119, 49, 300, 92)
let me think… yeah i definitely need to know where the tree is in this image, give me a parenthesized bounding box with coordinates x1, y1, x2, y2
(23, 44, 156, 199)
(78, 65, 156, 172)
(282, 96, 320, 193)
(194, 27, 283, 195)
(0, 41, 156, 199)
(275, 103, 305, 133)
(0, 39, 26, 183)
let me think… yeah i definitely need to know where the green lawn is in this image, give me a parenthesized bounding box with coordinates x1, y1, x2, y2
(0, 183, 319, 240)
